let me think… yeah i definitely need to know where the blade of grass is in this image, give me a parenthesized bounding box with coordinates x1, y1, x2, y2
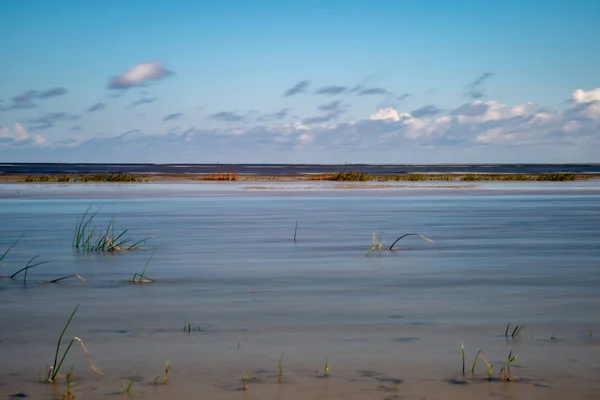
(47, 275, 86, 283)
(10, 255, 49, 279)
(389, 233, 434, 250)
(48, 304, 79, 381)
(0, 236, 22, 266)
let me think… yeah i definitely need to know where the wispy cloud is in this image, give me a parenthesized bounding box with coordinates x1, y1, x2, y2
(314, 85, 347, 95)
(465, 72, 494, 99)
(318, 101, 341, 112)
(163, 113, 183, 122)
(27, 112, 80, 131)
(209, 111, 246, 122)
(283, 80, 310, 97)
(397, 93, 412, 102)
(86, 102, 106, 112)
(411, 104, 442, 118)
(260, 108, 291, 121)
(302, 103, 344, 125)
(5, 90, 38, 110)
(2, 87, 69, 110)
(127, 97, 157, 108)
(356, 87, 389, 96)
(107, 61, 172, 90)
(37, 87, 68, 99)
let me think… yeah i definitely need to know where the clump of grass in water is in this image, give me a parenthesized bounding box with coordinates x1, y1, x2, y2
(62, 369, 75, 400)
(366, 232, 434, 256)
(241, 371, 249, 391)
(153, 361, 171, 385)
(123, 372, 136, 394)
(504, 323, 525, 338)
(461, 342, 465, 377)
(45, 304, 102, 383)
(73, 207, 149, 252)
(128, 252, 155, 283)
(9, 255, 49, 285)
(471, 349, 493, 381)
(499, 350, 518, 381)
(324, 358, 331, 378)
(293, 221, 298, 242)
(278, 353, 284, 384)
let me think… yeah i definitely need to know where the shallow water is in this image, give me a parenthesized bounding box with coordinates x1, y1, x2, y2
(1, 182, 600, 399)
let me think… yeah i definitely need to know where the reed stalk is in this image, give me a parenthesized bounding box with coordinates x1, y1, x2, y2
(278, 353, 284, 383)
(46, 304, 102, 382)
(10, 255, 49, 285)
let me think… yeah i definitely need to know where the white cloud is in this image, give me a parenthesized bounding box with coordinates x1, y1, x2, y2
(370, 107, 400, 121)
(0, 123, 48, 147)
(107, 61, 172, 89)
(571, 88, 600, 119)
(3, 87, 600, 162)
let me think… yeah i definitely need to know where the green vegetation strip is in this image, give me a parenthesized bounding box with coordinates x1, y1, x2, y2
(20, 173, 142, 183)
(311, 171, 583, 182)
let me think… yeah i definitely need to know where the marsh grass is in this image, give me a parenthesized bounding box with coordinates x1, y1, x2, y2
(461, 172, 578, 182)
(47, 274, 86, 284)
(73, 207, 148, 252)
(123, 372, 136, 394)
(505, 323, 525, 338)
(21, 173, 141, 183)
(324, 358, 331, 378)
(153, 361, 171, 385)
(471, 349, 493, 381)
(278, 353, 284, 384)
(293, 221, 298, 242)
(366, 232, 434, 256)
(202, 172, 238, 181)
(9, 255, 49, 285)
(461, 342, 465, 377)
(128, 253, 155, 283)
(241, 371, 249, 391)
(0, 237, 21, 268)
(45, 304, 102, 383)
(499, 351, 518, 381)
(309, 171, 583, 182)
(62, 369, 75, 400)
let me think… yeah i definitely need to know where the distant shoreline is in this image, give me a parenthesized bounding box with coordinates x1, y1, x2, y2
(2, 163, 600, 182)
(1, 171, 598, 183)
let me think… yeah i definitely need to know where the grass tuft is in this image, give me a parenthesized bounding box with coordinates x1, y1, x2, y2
(123, 372, 136, 394)
(46, 304, 102, 383)
(128, 252, 155, 283)
(241, 371, 249, 391)
(366, 232, 434, 256)
(9, 255, 49, 285)
(73, 207, 149, 252)
(471, 349, 493, 381)
(499, 351, 518, 381)
(278, 353, 284, 384)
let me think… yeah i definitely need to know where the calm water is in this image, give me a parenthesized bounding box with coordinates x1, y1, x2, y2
(1, 182, 600, 399)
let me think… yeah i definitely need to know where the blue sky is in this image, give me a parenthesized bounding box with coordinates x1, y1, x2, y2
(1, 0, 599, 163)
